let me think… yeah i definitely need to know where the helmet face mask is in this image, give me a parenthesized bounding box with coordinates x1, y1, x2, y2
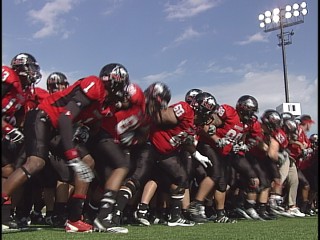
(185, 88, 203, 105)
(11, 53, 42, 85)
(236, 95, 258, 123)
(191, 92, 218, 126)
(99, 63, 130, 99)
(283, 119, 298, 140)
(144, 82, 171, 116)
(47, 72, 69, 93)
(261, 110, 281, 130)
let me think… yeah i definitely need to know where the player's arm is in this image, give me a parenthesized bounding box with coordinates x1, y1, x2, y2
(58, 89, 92, 151)
(2, 82, 12, 98)
(154, 107, 178, 125)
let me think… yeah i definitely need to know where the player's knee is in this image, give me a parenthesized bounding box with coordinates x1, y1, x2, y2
(170, 186, 185, 200)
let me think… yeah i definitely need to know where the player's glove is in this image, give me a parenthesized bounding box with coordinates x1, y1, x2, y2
(208, 124, 216, 136)
(233, 142, 250, 153)
(192, 151, 213, 168)
(277, 151, 289, 166)
(119, 131, 138, 146)
(67, 158, 94, 183)
(4, 127, 24, 144)
(65, 149, 94, 182)
(73, 125, 90, 143)
(302, 148, 313, 158)
(216, 138, 230, 148)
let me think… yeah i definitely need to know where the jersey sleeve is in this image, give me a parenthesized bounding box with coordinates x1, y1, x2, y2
(2, 66, 23, 92)
(79, 76, 106, 102)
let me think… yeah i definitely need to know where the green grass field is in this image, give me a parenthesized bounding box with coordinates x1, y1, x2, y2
(2, 216, 318, 240)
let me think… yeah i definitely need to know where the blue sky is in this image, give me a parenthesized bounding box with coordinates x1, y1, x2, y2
(3, 0, 318, 135)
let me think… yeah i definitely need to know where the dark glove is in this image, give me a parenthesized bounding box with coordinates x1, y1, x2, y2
(73, 125, 90, 143)
(119, 131, 137, 146)
(5, 127, 24, 143)
(216, 138, 230, 148)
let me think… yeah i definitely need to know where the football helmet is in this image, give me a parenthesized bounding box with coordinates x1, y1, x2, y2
(144, 82, 171, 115)
(260, 109, 281, 130)
(46, 72, 69, 93)
(185, 88, 203, 105)
(190, 92, 218, 125)
(280, 112, 295, 127)
(99, 63, 130, 96)
(282, 119, 298, 140)
(236, 95, 258, 123)
(11, 53, 42, 85)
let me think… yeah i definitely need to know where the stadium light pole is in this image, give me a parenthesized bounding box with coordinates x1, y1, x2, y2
(258, 2, 308, 103)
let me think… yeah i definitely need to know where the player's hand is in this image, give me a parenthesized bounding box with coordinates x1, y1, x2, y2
(233, 142, 249, 153)
(302, 148, 313, 158)
(277, 151, 289, 166)
(216, 138, 230, 148)
(67, 158, 94, 182)
(192, 151, 213, 168)
(5, 128, 24, 143)
(207, 124, 216, 136)
(73, 125, 90, 143)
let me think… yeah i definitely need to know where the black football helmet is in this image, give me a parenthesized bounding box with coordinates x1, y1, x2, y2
(185, 88, 203, 105)
(282, 119, 298, 140)
(236, 95, 259, 123)
(11, 53, 42, 86)
(99, 63, 130, 97)
(260, 109, 282, 130)
(46, 72, 69, 93)
(280, 112, 295, 127)
(190, 92, 218, 125)
(144, 82, 171, 115)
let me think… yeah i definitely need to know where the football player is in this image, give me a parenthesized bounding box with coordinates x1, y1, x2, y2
(1, 63, 129, 233)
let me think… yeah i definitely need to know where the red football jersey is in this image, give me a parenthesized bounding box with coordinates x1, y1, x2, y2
(287, 125, 311, 168)
(200, 104, 244, 156)
(24, 86, 50, 112)
(101, 83, 146, 139)
(150, 101, 196, 154)
(249, 126, 288, 160)
(244, 117, 264, 147)
(38, 76, 106, 128)
(270, 128, 288, 150)
(2, 66, 25, 118)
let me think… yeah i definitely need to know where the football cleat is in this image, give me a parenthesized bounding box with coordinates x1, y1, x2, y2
(167, 215, 195, 227)
(245, 208, 265, 221)
(234, 207, 252, 220)
(30, 211, 45, 225)
(187, 201, 208, 223)
(214, 211, 237, 223)
(134, 204, 150, 226)
(93, 217, 128, 233)
(65, 219, 93, 233)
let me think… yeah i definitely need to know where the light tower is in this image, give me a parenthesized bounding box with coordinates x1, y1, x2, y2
(258, 2, 308, 116)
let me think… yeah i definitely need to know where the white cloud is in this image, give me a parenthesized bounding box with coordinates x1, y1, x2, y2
(102, 0, 125, 15)
(28, 0, 77, 39)
(164, 0, 221, 20)
(174, 27, 201, 43)
(142, 62, 186, 84)
(162, 27, 202, 51)
(235, 32, 269, 45)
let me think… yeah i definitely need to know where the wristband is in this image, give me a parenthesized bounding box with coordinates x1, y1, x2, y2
(64, 148, 79, 161)
(3, 123, 14, 134)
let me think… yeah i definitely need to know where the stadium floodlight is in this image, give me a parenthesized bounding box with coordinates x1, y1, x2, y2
(258, 2, 308, 103)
